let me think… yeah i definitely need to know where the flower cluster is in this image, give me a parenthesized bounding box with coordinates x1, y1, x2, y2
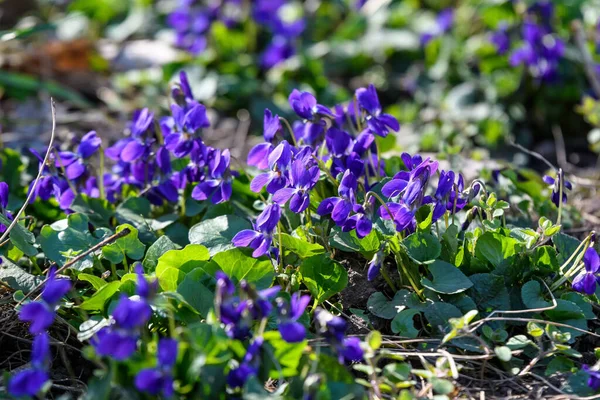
(10, 269, 71, 397)
(491, 1, 564, 81)
(168, 0, 305, 69)
(234, 85, 474, 282)
(29, 72, 234, 211)
(91, 264, 156, 360)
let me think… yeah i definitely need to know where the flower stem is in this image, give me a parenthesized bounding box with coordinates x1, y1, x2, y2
(557, 168, 564, 227)
(379, 266, 397, 292)
(279, 117, 298, 147)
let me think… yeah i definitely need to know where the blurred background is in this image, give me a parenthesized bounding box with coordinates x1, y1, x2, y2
(0, 0, 599, 189)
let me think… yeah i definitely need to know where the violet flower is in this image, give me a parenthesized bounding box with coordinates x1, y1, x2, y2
(421, 8, 454, 45)
(191, 148, 234, 204)
(164, 101, 210, 157)
(314, 309, 364, 363)
(19, 268, 71, 334)
(135, 338, 178, 397)
(367, 250, 384, 281)
(232, 203, 282, 258)
(573, 247, 600, 295)
(106, 108, 155, 163)
(276, 293, 310, 343)
(355, 84, 399, 137)
(8, 333, 50, 397)
(272, 159, 320, 213)
(227, 337, 263, 388)
(317, 170, 358, 226)
(543, 170, 572, 207)
(583, 365, 600, 391)
(289, 90, 334, 121)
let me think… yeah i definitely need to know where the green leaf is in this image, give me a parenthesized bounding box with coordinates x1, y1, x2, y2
(561, 293, 595, 320)
(263, 330, 306, 378)
(0, 256, 43, 293)
(403, 232, 441, 264)
(188, 215, 252, 256)
(422, 260, 473, 294)
(300, 254, 348, 304)
(494, 346, 512, 362)
(545, 356, 574, 376)
(544, 300, 585, 321)
(101, 224, 145, 264)
(424, 302, 462, 331)
(156, 244, 213, 291)
(177, 268, 215, 317)
(142, 236, 179, 272)
(328, 226, 360, 252)
(367, 292, 403, 319)
(78, 273, 107, 291)
(521, 280, 552, 309)
(475, 232, 518, 268)
(38, 213, 108, 271)
(279, 234, 325, 258)
(355, 229, 381, 257)
(0, 214, 37, 256)
(213, 248, 274, 290)
(467, 273, 510, 311)
(415, 205, 433, 232)
(391, 309, 420, 338)
(431, 378, 454, 395)
(79, 281, 122, 311)
(554, 233, 581, 270)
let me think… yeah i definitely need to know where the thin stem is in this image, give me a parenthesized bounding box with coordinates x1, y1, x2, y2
(96, 146, 105, 201)
(379, 266, 397, 292)
(557, 169, 564, 226)
(279, 117, 298, 147)
(0, 99, 57, 244)
(277, 222, 285, 274)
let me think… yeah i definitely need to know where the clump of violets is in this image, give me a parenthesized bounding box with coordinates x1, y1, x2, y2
(491, 1, 564, 82)
(573, 247, 600, 295)
(168, 0, 305, 69)
(135, 338, 178, 397)
(91, 264, 155, 360)
(314, 309, 364, 363)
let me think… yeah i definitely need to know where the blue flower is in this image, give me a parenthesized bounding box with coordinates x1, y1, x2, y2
(19, 268, 71, 334)
(250, 141, 293, 194)
(191, 148, 234, 204)
(289, 89, 334, 121)
(227, 337, 263, 388)
(317, 170, 358, 226)
(135, 338, 178, 397)
(8, 333, 50, 397)
(272, 159, 320, 213)
(276, 293, 310, 342)
(573, 248, 600, 295)
(355, 84, 399, 137)
(232, 203, 282, 258)
(583, 365, 600, 391)
(314, 309, 364, 363)
(543, 170, 572, 207)
(106, 108, 155, 163)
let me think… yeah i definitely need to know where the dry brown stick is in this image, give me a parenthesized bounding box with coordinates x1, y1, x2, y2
(14, 227, 131, 307)
(573, 20, 600, 99)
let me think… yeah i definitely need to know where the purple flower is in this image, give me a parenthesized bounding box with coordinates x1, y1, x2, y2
(232, 203, 282, 258)
(92, 329, 139, 361)
(135, 338, 178, 397)
(112, 295, 153, 330)
(191, 148, 233, 204)
(543, 170, 572, 207)
(573, 248, 600, 295)
(289, 90, 334, 121)
(355, 84, 399, 137)
(421, 8, 454, 45)
(317, 170, 358, 225)
(106, 109, 155, 163)
(272, 160, 320, 213)
(8, 333, 50, 397)
(367, 250, 384, 281)
(261, 37, 296, 69)
(250, 141, 293, 194)
(246, 108, 281, 168)
(314, 309, 364, 363)
(135, 263, 158, 300)
(276, 293, 310, 342)
(491, 24, 511, 54)
(227, 337, 263, 388)
(19, 268, 71, 334)
(583, 365, 600, 391)
(164, 101, 210, 157)
(341, 198, 375, 239)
